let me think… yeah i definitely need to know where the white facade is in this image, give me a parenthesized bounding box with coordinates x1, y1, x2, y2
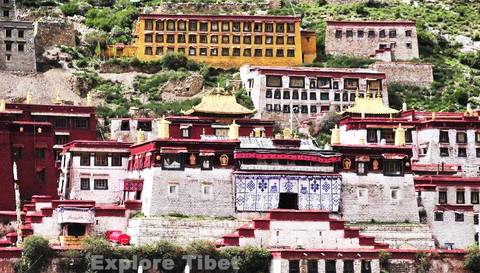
(110, 118, 159, 143)
(240, 65, 388, 126)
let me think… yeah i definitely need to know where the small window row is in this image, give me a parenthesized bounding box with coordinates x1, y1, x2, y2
(79, 153, 125, 167)
(4, 41, 26, 52)
(80, 178, 109, 190)
(438, 190, 480, 205)
(439, 131, 480, 144)
(266, 89, 358, 102)
(145, 33, 296, 45)
(335, 28, 412, 38)
(439, 147, 480, 158)
(145, 46, 296, 58)
(266, 75, 382, 90)
(144, 20, 296, 34)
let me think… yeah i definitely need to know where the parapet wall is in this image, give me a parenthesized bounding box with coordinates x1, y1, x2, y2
(371, 62, 434, 88)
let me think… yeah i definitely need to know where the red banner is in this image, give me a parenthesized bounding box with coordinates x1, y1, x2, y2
(234, 152, 340, 163)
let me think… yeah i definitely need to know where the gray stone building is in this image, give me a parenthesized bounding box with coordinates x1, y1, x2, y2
(325, 20, 419, 61)
(0, 0, 36, 72)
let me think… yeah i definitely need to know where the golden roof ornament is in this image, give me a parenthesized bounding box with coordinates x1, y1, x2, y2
(86, 92, 93, 106)
(228, 120, 240, 140)
(137, 129, 145, 144)
(26, 91, 32, 104)
(394, 123, 406, 147)
(0, 99, 6, 112)
(158, 116, 171, 139)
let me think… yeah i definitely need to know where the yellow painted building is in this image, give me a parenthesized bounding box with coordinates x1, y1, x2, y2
(106, 14, 317, 68)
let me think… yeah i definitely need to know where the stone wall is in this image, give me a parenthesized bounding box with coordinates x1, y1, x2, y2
(371, 62, 434, 88)
(127, 217, 246, 246)
(389, 256, 468, 273)
(34, 19, 76, 62)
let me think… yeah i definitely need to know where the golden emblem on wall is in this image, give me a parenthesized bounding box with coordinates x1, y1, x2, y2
(189, 154, 197, 166)
(372, 159, 380, 171)
(343, 158, 352, 170)
(220, 154, 229, 166)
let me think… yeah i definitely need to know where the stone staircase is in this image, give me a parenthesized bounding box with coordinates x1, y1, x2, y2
(349, 223, 435, 250)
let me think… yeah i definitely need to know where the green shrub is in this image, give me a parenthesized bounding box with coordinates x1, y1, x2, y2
(14, 236, 55, 273)
(414, 252, 431, 273)
(60, 1, 81, 16)
(464, 246, 480, 273)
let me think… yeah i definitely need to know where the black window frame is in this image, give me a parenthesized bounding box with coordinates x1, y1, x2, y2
(94, 179, 108, 190)
(457, 190, 465, 204)
(455, 212, 464, 222)
(434, 211, 444, 221)
(438, 191, 447, 204)
(111, 154, 122, 167)
(94, 153, 108, 166)
(383, 159, 404, 176)
(80, 178, 90, 190)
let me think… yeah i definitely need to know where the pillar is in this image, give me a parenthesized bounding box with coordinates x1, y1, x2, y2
(317, 259, 326, 273)
(336, 259, 344, 273)
(354, 259, 362, 273)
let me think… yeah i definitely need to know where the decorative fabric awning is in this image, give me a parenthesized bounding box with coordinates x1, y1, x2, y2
(235, 152, 341, 163)
(57, 207, 95, 224)
(124, 179, 144, 192)
(199, 149, 215, 156)
(160, 147, 188, 154)
(382, 153, 408, 160)
(355, 155, 370, 162)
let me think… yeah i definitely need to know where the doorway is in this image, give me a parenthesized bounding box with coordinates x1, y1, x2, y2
(278, 193, 299, 210)
(361, 260, 372, 273)
(66, 223, 86, 237)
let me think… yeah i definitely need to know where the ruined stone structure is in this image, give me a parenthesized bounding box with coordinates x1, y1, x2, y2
(240, 65, 387, 126)
(371, 62, 434, 88)
(106, 14, 317, 68)
(0, 0, 36, 72)
(325, 20, 419, 61)
(34, 19, 76, 64)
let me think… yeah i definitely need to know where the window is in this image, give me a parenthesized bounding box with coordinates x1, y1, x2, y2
(18, 43, 24, 52)
(211, 22, 219, 31)
(221, 48, 229, 56)
(477, 148, 480, 158)
(368, 30, 375, 38)
(343, 260, 354, 273)
(155, 21, 164, 31)
(438, 191, 447, 204)
(405, 30, 412, 37)
(254, 36, 263, 44)
(301, 105, 308, 114)
(379, 30, 386, 38)
(120, 120, 130, 131)
(243, 22, 251, 32)
(292, 105, 299, 113)
(156, 34, 164, 43)
(283, 105, 290, 113)
(475, 214, 479, 225)
(144, 34, 153, 43)
(389, 30, 397, 38)
(344, 78, 359, 89)
(440, 147, 449, 157)
(289, 77, 305, 88)
(434, 211, 444, 221)
(243, 48, 251, 56)
(276, 36, 284, 44)
(145, 47, 153, 55)
(168, 184, 178, 195)
(406, 42, 412, 49)
(80, 178, 90, 190)
(12, 147, 22, 159)
(266, 104, 272, 111)
(232, 35, 240, 44)
(457, 190, 465, 204)
(287, 49, 295, 57)
(221, 22, 230, 31)
(112, 154, 122, 166)
(276, 49, 284, 57)
(265, 36, 273, 44)
(199, 35, 208, 44)
(358, 30, 364, 38)
(75, 118, 89, 129)
(311, 105, 317, 113)
(307, 260, 318, 273)
(457, 132, 467, 144)
(162, 154, 183, 170)
(266, 76, 282, 88)
(342, 93, 348, 102)
(144, 20, 153, 30)
(391, 189, 399, 200)
(80, 153, 90, 166)
(333, 81, 339, 89)
(233, 48, 241, 56)
(199, 22, 208, 32)
(189, 47, 196, 56)
(243, 36, 251, 44)
(325, 260, 336, 273)
(156, 47, 164, 55)
(232, 22, 240, 32)
(289, 260, 300, 273)
(274, 90, 281, 99)
(334, 93, 340, 101)
(265, 89, 272, 98)
(202, 184, 213, 197)
(346, 30, 353, 38)
(265, 23, 273, 32)
(137, 121, 152, 131)
(335, 30, 342, 38)
(292, 90, 299, 100)
(54, 117, 68, 128)
(367, 129, 378, 143)
(476, 132, 480, 143)
(301, 92, 308, 100)
(458, 148, 467, 158)
(254, 23, 262, 32)
(276, 23, 285, 32)
(283, 90, 290, 100)
(55, 135, 69, 145)
(286, 36, 295, 45)
(95, 153, 108, 166)
(221, 35, 229, 44)
(287, 23, 295, 33)
(254, 49, 262, 57)
(310, 92, 316, 100)
(265, 48, 273, 57)
(472, 191, 479, 204)
(188, 35, 197, 43)
(320, 92, 329, 100)
(36, 169, 46, 183)
(317, 77, 331, 89)
(440, 131, 449, 143)
(274, 104, 281, 112)
(36, 148, 45, 159)
(188, 21, 197, 31)
(181, 127, 190, 138)
(455, 212, 464, 222)
(94, 179, 108, 190)
(166, 35, 175, 43)
(383, 160, 403, 176)
(357, 162, 367, 175)
(5, 28, 11, 38)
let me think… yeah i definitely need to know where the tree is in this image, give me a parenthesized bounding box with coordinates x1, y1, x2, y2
(465, 246, 480, 273)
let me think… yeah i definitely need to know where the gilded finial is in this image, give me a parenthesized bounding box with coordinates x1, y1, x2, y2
(26, 91, 32, 104)
(137, 129, 145, 144)
(330, 124, 340, 145)
(86, 92, 93, 106)
(394, 123, 406, 146)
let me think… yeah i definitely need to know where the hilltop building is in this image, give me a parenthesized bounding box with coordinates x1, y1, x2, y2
(240, 65, 388, 126)
(0, 0, 36, 72)
(106, 14, 317, 68)
(325, 20, 419, 61)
